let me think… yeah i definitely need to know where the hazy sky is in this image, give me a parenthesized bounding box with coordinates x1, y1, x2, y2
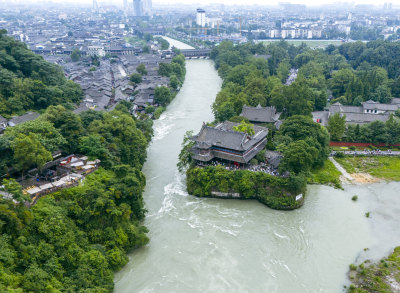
(151, 0, 400, 4)
(23, 0, 400, 6)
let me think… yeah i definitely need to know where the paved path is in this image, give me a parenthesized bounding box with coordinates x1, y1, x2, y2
(329, 157, 354, 181)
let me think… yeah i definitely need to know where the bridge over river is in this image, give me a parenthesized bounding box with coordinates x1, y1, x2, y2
(180, 48, 211, 58)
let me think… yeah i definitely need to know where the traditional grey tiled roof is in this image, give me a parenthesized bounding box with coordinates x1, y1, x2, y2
(312, 111, 330, 126)
(362, 100, 398, 111)
(345, 113, 390, 124)
(193, 122, 268, 152)
(330, 102, 362, 114)
(8, 112, 40, 126)
(240, 105, 281, 123)
(391, 98, 400, 105)
(0, 115, 6, 124)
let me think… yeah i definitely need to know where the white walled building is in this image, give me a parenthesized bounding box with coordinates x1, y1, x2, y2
(87, 45, 105, 57)
(196, 8, 206, 27)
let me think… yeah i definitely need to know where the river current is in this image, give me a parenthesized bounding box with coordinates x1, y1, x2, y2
(115, 39, 400, 293)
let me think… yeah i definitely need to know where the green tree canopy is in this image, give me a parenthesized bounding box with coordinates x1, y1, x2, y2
(233, 120, 255, 136)
(136, 64, 147, 75)
(154, 86, 172, 106)
(130, 73, 142, 85)
(327, 113, 346, 141)
(12, 133, 52, 173)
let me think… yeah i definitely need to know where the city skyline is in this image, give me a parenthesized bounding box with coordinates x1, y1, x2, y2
(6, 0, 400, 6)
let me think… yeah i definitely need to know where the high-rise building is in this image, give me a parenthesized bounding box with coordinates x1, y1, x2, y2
(143, 0, 152, 16)
(123, 0, 133, 15)
(196, 8, 206, 27)
(133, 0, 143, 17)
(92, 0, 99, 13)
(133, 0, 152, 17)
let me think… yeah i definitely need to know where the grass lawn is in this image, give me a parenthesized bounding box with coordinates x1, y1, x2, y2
(308, 159, 342, 189)
(261, 39, 343, 49)
(335, 156, 400, 181)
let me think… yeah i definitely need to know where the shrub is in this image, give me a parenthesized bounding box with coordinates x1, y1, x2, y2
(365, 212, 370, 218)
(335, 152, 345, 158)
(153, 106, 165, 119)
(250, 158, 258, 165)
(351, 195, 358, 201)
(145, 106, 155, 114)
(349, 264, 357, 271)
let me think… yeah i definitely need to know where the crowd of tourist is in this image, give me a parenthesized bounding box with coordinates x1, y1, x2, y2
(331, 149, 400, 156)
(196, 161, 280, 176)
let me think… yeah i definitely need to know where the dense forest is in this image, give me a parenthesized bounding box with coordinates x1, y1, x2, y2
(210, 40, 400, 145)
(0, 103, 152, 292)
(0, 30, 82, 117)
(0, 33, 153, 291)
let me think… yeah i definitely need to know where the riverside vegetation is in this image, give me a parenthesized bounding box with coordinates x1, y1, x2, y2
(0, 105, 152, 292)
(336, 156, 400, 181)
(0, 32, 163, 292)
(347, 246, 400, 293)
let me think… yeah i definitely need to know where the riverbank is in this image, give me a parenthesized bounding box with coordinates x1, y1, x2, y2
(347, 246, 400, 292)
(335, 156, 400, 182)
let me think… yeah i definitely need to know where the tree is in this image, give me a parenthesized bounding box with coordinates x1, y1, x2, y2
(12, 133, 52, 173)
(142, 45, 150, 54)
(177, 130, 195, 172)
(169, 74, 179, 90)
(143, 33, 153, 42)
(278, 115, 330, 169)
(136, 64, 147, 75)
(41, 105, 83, 152)
(91, 55, 100, 66)
(79, 134, 111, 164)
(145, 105, 155, 114)
(1, 178, 29, 202)
(158, 63, 171, 77)
(130, 73, 142, 85)
(233, 120, 255, 136)
(327, 113, 346, 141)
(5, 120, 66, 152)
(154, 86, 171, 106)
(281, 140, 318, 174)
(330, 69, 356, 98)
(71, 48, 81, 62)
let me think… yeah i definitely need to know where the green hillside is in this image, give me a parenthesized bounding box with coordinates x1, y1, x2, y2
(0, 30, 82, 117)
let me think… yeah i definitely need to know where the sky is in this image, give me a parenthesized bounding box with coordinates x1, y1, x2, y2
(18, 0, 400, 6)
(151, 0, 400, 4)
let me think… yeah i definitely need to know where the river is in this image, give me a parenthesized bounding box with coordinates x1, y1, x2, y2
(114, 41, 400, 293)
(161, 36, 195, 50)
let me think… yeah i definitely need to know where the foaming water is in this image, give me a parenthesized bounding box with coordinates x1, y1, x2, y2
(115, 58, 400, 293)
